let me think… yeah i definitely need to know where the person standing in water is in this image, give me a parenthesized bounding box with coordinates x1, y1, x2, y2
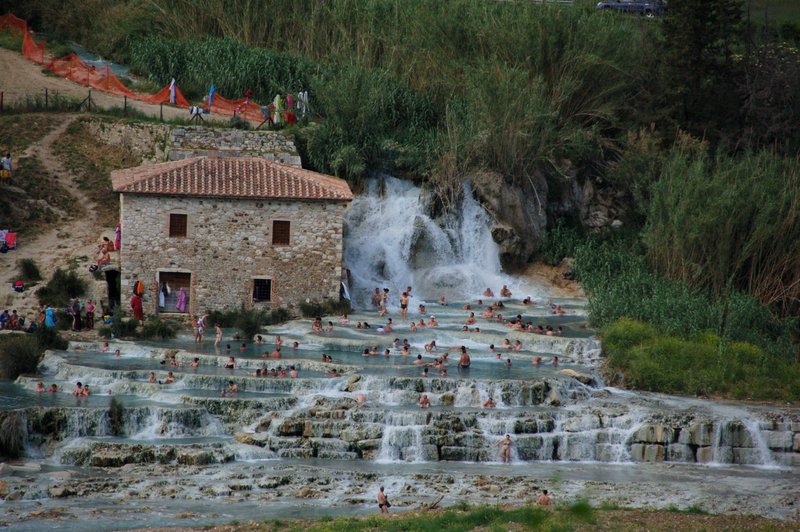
(400, 291, 409, 321)
(497, 434, 512, 463)
(215, 323, 223, 347)
(377, 486, 390, 513)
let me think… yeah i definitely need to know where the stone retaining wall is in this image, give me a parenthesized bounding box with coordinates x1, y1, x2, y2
(86, 119, 301, 166)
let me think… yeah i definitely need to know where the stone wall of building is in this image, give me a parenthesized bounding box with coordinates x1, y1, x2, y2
(87, 119, 301, 166)
(120, 194, 346, 314)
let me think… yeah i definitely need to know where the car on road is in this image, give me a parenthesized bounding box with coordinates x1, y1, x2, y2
(595, 0, 666, 18)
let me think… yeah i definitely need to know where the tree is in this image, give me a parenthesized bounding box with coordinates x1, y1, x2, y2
(660, 0, 744, 136)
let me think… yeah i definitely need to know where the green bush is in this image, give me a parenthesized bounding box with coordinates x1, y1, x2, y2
(35, 268, 87, 307)
(602, 319, 800, 402)
(17, 258, 42, 282)
(234, 309, 267, 341)
(0, 411, 25, 459)
(140, 317, 178, 340)
(110, 306, 139, 338)
(299, 299, 351, 318)
(537, 220, 583, 266)
(0, 334, 41, 379)
(35, 325, 68, 350)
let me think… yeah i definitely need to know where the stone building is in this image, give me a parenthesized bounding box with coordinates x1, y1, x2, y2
(111, 156, 352, 315)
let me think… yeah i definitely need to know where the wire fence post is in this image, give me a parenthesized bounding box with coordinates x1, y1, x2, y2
(160, 103, 163, 122)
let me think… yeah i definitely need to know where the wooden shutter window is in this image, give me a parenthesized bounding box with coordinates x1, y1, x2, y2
(272, 220, 290, 245)
(169, 213, 187, 237)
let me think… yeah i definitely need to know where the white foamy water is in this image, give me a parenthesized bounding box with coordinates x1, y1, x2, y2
(343, 176, 542, 308)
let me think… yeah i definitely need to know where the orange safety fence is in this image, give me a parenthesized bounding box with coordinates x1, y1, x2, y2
(2, 12, 273, 119)
(206, 93, 264, 121)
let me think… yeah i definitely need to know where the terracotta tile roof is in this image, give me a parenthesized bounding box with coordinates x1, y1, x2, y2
(111, 157, 353, 202)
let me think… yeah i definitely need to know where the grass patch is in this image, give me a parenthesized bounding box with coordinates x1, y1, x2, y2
(0, 154, 79, 236)
(52, 118, 141, 228)
(0, 113, 57, 153)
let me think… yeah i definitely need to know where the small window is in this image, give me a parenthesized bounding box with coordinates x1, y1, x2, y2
(169, 213, 187, 237)
(272, 220, 290, 245)
(253, 279, 272, 302)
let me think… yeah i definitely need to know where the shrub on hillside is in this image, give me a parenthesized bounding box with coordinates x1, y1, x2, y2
(35, 325, 68, 351)
(17, 258, 42, 282)
(36, 268, 87, 307)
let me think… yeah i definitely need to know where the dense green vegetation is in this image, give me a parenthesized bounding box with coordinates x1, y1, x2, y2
(5, 0, 800, 398)
(0, 326, 67, 380)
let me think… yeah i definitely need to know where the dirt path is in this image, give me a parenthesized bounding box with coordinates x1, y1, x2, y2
(0, 48, 232, 125)
(0, 114, 106, 321)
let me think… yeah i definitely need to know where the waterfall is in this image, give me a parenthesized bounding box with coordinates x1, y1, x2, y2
(376, 411, 431, 463)
(343, 176, 540, 307)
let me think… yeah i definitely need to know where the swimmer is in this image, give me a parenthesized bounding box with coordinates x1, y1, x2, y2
(439, 295, 447, 306)
(329, 369, 340, 377)
(225, 356, 236, 369)
(505, 358, 512, 367)
(418, 394, 431, 409)
(552, 304, 566, 315)
(459, 350, 471, 369)
(401, 345, 410, 356)
(255, 335, 263, 344)
(191, 357, 200, 368)
(290, 366, 298, 378)
(556, 326, 563, 336)
(502, 338, 512, 349)
(292, 341, 300, 349)
(522, 296, 532, 305)
(410, 322, 417, 332)
(371, 287, 382, 308)
(164, 371, 175, 384)
(533, 356, 542, 366)
(270, 347, 282, 359)
(440, 367, 447, 377)
(356, 321, 363, 329)
(552, 356, 559, 366)
(326, 321, 334, 333)
(362, 348, 371, 357)
(424, 340, 437, 352)
(48, 384, 58, 393)
(356, 394, 367, 404)
(418, 304, 426, 315)
(500, 285, 512, 297)
(413, 354, 426, 365)
(482, 307, 494, 319)
(340, 313, 350, 325)
(483, 288, 494, 297)
(227, 381, 239, 393)
(383, 349, 391, 357)
(513, 340, 522, 351)
(81, 385, 91, 396)
(240, 342, 247, 351)
(114, 349, 121, 358)
(428, 315, 438, 327)
(538, 489, 551, 506)
(466, 312, 476, 325)
(275, 335, 284, 348)
(36, 381, 45, 393)
(73, 382, 83, 396)
(417, 318, 426, 328)
(148, 372, 156, 384)
(421, 367, 429, 377)
(377, 486, 390, 514)
(483, 397, 496, 408)
(101, 341, 110, 352)
(463, 303, 472, 310)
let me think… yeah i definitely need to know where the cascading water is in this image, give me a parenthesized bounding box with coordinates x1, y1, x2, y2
(343, 176, 540, 307)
